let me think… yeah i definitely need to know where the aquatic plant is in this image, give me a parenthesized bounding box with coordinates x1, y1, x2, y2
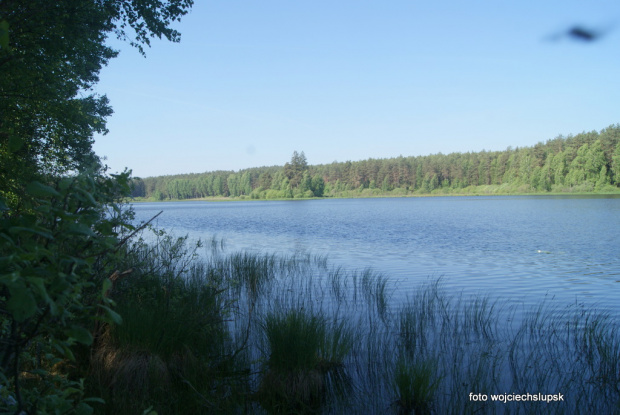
(87, 235, 247, 414)
(391, 356, 441, 415)
(256, 308, 353, 414)
(81, 231, 620, 414)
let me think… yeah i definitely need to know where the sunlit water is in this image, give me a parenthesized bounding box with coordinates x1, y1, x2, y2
(131, 195, 620, 318)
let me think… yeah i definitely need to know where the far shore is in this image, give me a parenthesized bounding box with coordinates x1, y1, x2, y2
(128, 185, 620, 203)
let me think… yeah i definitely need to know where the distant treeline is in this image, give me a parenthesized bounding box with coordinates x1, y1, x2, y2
(132, 125, 620, 200)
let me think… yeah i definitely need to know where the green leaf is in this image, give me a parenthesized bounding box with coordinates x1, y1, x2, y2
(142, 407, 158, 415)
(98, 304, 122, 325)
(76, 187, 98, 206)
(8, 226, 53, 239)
(65, 222, 95, 237)
(28, 277, 59, 314)
(101, 278, 112, 299)
(75, 403, 95, 415)
(62, 386, 81, 396)
(26, 181, 60, 198)
(82, 397, 105, 404)
(58, 343, 76, 361)
(66, 326, 93, 345)
(7, 284, 37, 322)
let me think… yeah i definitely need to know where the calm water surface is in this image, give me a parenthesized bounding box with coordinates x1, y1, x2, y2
(132, 196, 620, 316)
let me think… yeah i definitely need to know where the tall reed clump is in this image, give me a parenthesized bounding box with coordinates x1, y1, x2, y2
(255, 308, 353, 414)
(391, 357, 441, 415)
(507, 301, 620, 414)
(390, 279, 620, 414)
(391, 280, 507, 414)
(87, 233, 248, 414)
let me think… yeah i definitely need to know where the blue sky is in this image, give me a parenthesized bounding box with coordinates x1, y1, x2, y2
(93, 0, 620, 178)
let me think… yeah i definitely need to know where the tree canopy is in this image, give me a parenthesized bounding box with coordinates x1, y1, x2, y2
(284, 151, 308, 188)
(0, 0, 193, 208)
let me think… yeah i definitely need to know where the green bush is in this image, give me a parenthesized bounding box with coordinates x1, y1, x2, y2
(0, 172, 133, 413)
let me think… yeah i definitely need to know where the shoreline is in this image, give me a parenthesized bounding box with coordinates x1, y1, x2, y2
(128, 187, 620, 203)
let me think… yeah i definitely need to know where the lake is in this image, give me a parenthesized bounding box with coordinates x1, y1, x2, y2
(131, 195, 620, 317)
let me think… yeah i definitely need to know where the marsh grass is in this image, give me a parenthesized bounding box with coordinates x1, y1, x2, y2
(90, 266, 237, 414)
(87, 232, 620, 414)
(255, 308, 353, 414)
(506, 302, 620, 413)
(391, 357, 441, 415)
(88, 235, 249, 414)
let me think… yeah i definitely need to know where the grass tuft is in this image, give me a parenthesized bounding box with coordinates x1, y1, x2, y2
(391, 357, 441, 415)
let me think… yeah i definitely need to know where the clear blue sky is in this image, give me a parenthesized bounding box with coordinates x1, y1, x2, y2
(92, 0, 620, 178)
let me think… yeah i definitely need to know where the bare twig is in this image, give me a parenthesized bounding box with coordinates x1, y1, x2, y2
(114, 210, 163, 252)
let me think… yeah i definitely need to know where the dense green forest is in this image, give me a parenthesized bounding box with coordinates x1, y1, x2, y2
(133, 125, 620, 200)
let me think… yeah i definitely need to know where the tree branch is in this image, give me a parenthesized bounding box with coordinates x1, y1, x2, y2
(114, 209, 163, 252)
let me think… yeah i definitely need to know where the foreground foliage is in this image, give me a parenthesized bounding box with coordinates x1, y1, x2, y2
(1, 1, 194, 412)
(0, 172, 134, 413)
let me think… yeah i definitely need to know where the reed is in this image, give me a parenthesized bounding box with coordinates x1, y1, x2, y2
(391, 356, 441, 415)
(86, 232, 620, 414)
(255, 308, 353, 414)
(88, 235, 247, 414)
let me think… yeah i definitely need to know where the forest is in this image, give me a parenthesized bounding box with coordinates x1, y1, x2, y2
(132, 125, 620, 200)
